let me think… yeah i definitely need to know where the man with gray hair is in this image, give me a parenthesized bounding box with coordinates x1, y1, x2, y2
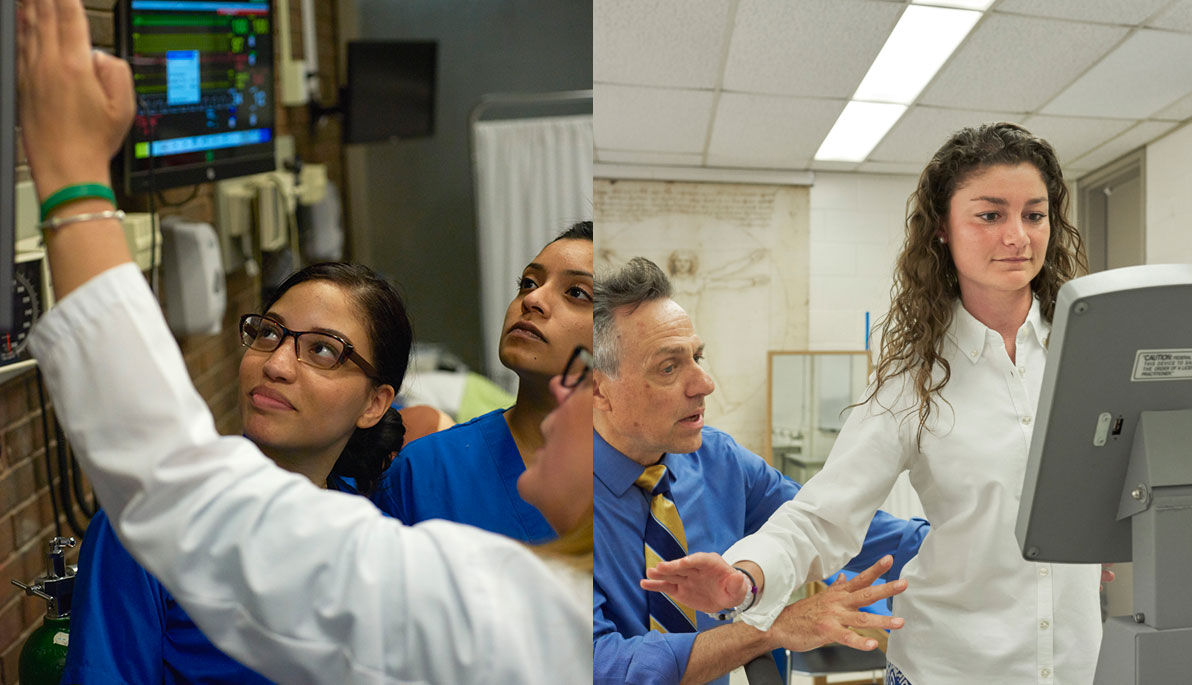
(593, 257, 929, 684)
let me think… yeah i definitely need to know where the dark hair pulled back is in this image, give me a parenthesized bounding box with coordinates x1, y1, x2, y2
(263, 262, 414, 494)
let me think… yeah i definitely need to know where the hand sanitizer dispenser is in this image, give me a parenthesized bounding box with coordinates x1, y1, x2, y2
(161, 218, 226, 336)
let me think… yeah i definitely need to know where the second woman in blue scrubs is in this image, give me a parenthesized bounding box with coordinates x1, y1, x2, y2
(374, 222, 593, 542)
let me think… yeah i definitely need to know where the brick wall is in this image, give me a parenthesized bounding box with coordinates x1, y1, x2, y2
(0, 1, 345, 681)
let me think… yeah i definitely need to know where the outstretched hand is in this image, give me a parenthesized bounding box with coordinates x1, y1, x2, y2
(769, 555, 908, 653)
(640, 552, 751, 613)
(17, 0, 136, 201)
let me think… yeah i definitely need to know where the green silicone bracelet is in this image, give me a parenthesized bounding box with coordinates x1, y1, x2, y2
(39, 183, 117, 221)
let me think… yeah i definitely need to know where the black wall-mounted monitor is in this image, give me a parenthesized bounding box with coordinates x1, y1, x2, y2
(1, 0, 16, 331)
(344, 41, 437, 144)
(119, 0, 276, 194)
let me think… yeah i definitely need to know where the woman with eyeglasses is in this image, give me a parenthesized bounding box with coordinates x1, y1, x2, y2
(18, 1, 589, 682)
(372, 223, 594, 543)
(63, 263, 413, 684)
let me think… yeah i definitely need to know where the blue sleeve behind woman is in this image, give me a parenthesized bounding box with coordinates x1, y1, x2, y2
(371, 452, 417, 524)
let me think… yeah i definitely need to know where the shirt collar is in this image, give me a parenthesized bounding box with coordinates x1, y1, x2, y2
(949, 297, 1050, 364)
(594, 430, 662, 497)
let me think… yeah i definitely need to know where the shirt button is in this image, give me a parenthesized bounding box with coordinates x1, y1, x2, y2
(1021, 415, 1032, 425)
(1040, 620, 1050, 629)
(1041, 668, 1051, 678)
(1039, 566, 1049, 577)
(970, 349, 978, 358)
(1018, 366, 1026, 376)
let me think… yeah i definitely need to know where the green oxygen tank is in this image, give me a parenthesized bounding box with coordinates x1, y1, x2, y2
(10, 536, 77, 685)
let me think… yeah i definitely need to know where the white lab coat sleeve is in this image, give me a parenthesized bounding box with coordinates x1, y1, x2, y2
(723, 382, 914, 631)
(29, 264, 589, 684)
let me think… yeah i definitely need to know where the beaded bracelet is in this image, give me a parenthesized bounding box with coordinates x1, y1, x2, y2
(39, 183, 117, 221)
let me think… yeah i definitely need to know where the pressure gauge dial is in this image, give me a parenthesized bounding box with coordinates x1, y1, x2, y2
(1, 257, 43, 367)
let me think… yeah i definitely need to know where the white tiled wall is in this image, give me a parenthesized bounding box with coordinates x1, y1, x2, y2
(808, 172, 918, 351)
(1145, 121, 1192, 264)
(808, 172, 927, 522)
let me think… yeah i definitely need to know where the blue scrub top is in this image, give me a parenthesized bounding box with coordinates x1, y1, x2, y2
(61, 475, 375, 685)
(374, 408, 555, 543)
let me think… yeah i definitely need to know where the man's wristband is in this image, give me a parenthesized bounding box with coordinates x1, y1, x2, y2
(40, 183, 117, 221)
(712, 566, 759, 621)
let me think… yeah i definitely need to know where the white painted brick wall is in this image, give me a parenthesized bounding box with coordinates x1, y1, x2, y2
(808, 172, 927, 521)
(808, 172, 918, 351)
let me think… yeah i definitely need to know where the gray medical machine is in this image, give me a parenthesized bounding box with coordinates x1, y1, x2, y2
(1017, 263, 1192, 684)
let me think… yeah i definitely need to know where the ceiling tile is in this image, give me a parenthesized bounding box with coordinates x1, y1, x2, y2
(594, 0, 734, 88)
(595, 150, 706, 166)
(869, 106, 1024, 164)
(705, 93, 845, 167)
(1149, 0, 1192, 33)
(919, 15, 1127, 112)
(1070, 120, 1180, 175)
(722, 0, 904, 97)
(1020, 115, 1136, 163)
(594, 85, 716, 153)
(1041, 29, 1192, 119)
(591, 1, 1178, 176)
(993, 0, 1171, 25)
(1153, 91, 1192, 121)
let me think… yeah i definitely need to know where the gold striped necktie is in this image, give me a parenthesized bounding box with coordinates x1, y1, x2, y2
(636, 463, 698, 633)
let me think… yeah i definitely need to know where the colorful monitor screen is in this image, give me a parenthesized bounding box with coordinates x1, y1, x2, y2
(121, 0, 276, 193)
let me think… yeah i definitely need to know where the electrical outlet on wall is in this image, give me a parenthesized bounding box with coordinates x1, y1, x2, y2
(275, 134, 296, 172)
(122, 213, 162, 272)
(15, 180, 38, 244)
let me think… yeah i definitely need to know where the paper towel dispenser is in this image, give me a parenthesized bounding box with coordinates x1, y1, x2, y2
(161, 218, 226, 336)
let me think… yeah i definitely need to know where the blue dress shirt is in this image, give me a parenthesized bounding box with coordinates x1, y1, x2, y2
(61, 477, 377, 685)
(374, 408, 556, 543)
(594, 427, 929, 685)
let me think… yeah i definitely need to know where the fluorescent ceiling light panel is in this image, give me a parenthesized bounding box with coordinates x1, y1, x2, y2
(911, 0, 996, 10)
(853, 5, 982, 104)
(814, 101, 908, 162)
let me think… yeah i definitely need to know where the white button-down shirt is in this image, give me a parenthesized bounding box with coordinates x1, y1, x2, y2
(30, 264, 591, 684)
(726, 298, 1101, 684)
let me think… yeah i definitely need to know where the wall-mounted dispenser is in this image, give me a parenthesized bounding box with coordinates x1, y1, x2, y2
(161, 218, 226, 336)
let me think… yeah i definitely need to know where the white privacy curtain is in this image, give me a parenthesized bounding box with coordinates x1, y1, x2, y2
(473, 114, 593, 392)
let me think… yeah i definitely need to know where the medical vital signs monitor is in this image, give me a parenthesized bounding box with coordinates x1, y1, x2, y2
(120, 0, 276, 193)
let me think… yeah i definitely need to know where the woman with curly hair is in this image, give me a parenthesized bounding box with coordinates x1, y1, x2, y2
(643, 123, 1108, 684)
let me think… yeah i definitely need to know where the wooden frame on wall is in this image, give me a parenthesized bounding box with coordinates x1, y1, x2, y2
(765, 349, 871, 469)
